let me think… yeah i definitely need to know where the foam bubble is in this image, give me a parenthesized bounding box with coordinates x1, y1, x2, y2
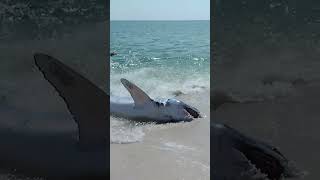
(110, 55, 209, 143)
(110, 67, 209, 98)
(163, 141, 196, 152)
(110, 118, 145, 144)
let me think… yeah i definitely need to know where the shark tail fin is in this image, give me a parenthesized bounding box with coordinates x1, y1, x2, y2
(120, 78, 152, 106)
(34, 53, 108, 148)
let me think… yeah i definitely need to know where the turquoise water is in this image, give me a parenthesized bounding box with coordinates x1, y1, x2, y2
(110, 20, 210, 98)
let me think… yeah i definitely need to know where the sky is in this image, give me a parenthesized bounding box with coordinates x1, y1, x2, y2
(110, 0, 210, 21)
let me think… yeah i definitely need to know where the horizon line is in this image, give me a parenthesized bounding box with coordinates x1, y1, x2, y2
(110, 19, 210, 21)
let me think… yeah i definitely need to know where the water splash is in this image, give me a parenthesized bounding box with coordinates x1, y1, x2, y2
(110, 118, 145, 144)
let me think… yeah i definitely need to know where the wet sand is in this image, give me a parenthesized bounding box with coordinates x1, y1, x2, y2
(110, 89, 210, 180)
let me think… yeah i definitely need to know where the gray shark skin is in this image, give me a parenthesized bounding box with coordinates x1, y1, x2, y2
(110, 78, 201, 123)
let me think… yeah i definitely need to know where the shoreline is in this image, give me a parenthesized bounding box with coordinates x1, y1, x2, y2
(110, 89, 210, 180)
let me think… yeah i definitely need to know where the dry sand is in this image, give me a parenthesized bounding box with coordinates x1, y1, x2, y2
(110, 89, 210, 180)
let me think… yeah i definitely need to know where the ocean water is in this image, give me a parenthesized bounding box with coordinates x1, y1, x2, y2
(110, 21, 209, 143)
(110, 21, 210, 98)
(110, 21, 210, 180)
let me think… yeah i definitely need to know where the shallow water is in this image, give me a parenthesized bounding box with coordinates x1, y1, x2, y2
(111, 90, 210, 180)
(110, 21, 210, 179)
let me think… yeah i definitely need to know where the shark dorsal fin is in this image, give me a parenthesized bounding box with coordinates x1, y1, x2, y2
(34, 53, 108, 148)
(120, 78, 152, 106)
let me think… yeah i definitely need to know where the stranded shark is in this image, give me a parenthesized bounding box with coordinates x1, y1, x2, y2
(33, 53, 201, 145)
(0, 53, 201, 179)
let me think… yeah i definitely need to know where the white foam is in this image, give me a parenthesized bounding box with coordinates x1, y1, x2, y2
(110, 118, 145, 144)
(110, 60, 209, 144)
(110, 67, 209, 98)
(163, 141, 196, 152)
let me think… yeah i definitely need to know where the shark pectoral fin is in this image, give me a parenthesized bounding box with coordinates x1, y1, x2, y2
(120, 78, 152, 106)
(34, 53, 108, 147)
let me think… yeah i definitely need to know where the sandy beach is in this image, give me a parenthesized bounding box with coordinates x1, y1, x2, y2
(111, 89, 210, 180)
(110, 20, 210, 180)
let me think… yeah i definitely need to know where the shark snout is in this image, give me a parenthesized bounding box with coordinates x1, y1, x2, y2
(183, 104, 202, 118)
